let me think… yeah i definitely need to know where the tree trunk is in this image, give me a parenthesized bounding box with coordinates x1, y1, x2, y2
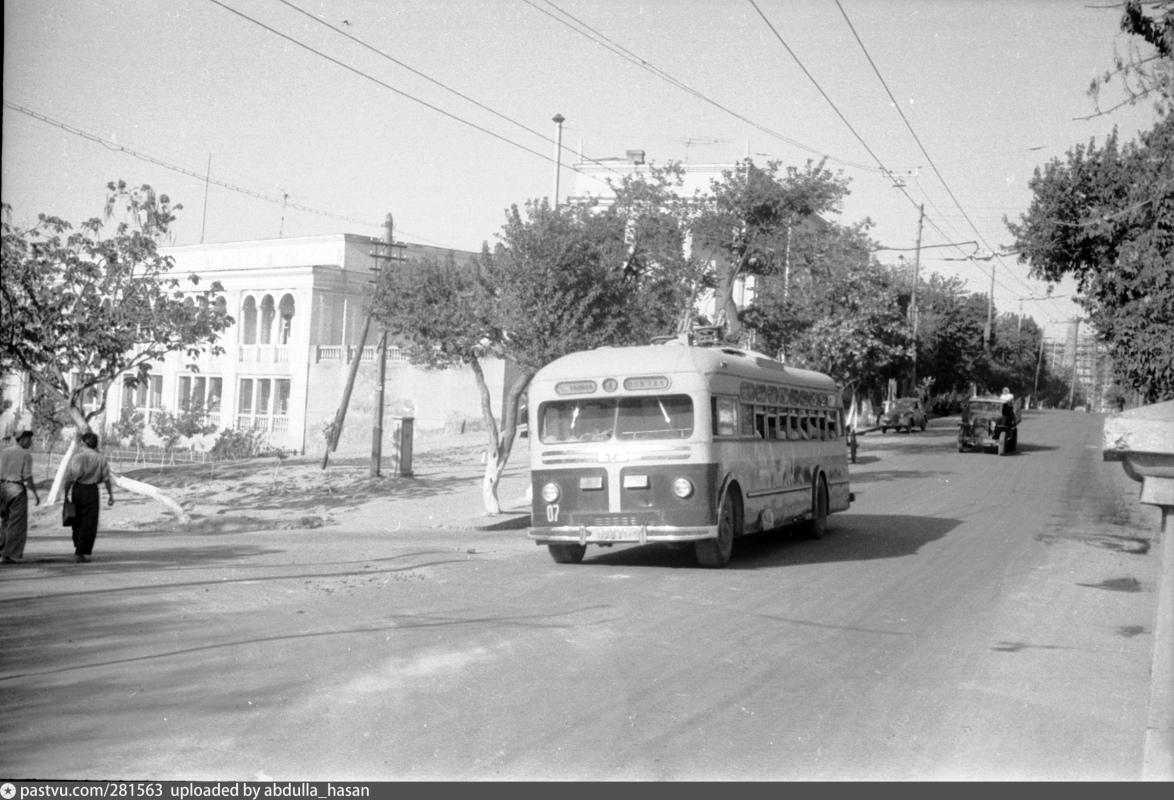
(481, 449, 503, 516)
(114, 474, 190, 523)
(47, 408, 191, 524)
(469, 358, 534, 516)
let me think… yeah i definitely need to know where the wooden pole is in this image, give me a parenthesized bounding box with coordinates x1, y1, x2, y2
(321, 311, 371, 469)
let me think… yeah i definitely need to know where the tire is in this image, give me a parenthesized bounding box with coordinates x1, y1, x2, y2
(696, 489, 738, 568)
(804, 478, 829, 539)
(547, 543, 586, 564)
(958, 440, 967, 453)
(919, 418, 927, 432)
(997, 431, 1007, 456)
(880, 427, 888, 434)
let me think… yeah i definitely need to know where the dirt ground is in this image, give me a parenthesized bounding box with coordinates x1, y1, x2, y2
(22, 430, 533, 545)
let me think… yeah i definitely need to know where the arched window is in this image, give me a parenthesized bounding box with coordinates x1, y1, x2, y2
(260, 295, 276, 345)
(278, 294, 296, 345)
(241, 296, 257, 345)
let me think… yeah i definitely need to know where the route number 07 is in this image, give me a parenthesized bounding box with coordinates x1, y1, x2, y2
(546, 504, 560, 522)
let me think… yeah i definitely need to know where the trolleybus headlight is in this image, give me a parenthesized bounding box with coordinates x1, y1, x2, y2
(541, 483, 561, 503)
(672, 478, 694, 498)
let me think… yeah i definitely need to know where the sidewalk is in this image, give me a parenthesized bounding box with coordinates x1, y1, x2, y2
(16, 430, 535, 559)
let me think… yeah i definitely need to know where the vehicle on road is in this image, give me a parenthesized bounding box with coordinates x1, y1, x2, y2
(879, 397, 928, 433)
(957, 396, 1021, 455)
(526, 338, 852, 568)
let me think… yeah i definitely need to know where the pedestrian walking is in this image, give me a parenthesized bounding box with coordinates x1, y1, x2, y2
(1, 430, 42, 564)
(62, 431, 115, 563)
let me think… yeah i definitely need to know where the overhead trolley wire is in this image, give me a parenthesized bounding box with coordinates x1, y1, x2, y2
(273, 0, 628, 184)
(202, 0, 612, 188)
(833, 0, 1045, 300)
(528, 0, 888, 173)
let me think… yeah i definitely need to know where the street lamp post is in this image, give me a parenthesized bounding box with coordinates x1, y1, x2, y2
(552, 113, 565, 209)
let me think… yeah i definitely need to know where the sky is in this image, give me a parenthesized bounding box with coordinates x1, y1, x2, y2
(2, 0, 1164, 342)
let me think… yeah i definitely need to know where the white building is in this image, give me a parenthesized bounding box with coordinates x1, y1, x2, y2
(2, 234, 508, 455)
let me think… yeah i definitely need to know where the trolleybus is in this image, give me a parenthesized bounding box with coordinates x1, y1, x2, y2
(526, 341, 852, 567)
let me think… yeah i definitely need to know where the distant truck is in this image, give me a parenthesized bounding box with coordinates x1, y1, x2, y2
(958, 396, 1021, 455)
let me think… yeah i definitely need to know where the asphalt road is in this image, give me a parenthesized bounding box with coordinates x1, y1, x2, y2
(0, 410, 1162, 781)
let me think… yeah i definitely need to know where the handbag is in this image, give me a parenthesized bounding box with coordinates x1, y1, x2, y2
(62, 500, 76, 527)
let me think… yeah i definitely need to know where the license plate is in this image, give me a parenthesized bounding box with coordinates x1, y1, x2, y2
(591, 526, 631, 541)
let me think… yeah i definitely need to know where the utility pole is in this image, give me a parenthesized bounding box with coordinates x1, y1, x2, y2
(200, 154, 211, 245)
(1068, 317, 1081, 409)
(552, 114, 565, 209)
(910, 204, 924, 388)
(1033, 331, 1045, 406)
(370, 214, 397, 477)
(984, 261, 996, 349)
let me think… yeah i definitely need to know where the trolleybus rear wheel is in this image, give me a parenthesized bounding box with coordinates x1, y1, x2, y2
(804, 478, 829, 539)
(547, 543, 586, 564)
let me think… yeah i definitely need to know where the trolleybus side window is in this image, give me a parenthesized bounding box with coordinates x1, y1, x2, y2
(712, 396, 738, 437)
(740, 403, 755, 438)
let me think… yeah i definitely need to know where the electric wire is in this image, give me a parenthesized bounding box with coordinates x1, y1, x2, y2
(2, 101, 463, 249)
(528, 0, 889, 172)
(273, 0, 629, 184)
(834, 0, 1045, 301)
(3, 101, 374, 229)
(203, 0, 607, 188)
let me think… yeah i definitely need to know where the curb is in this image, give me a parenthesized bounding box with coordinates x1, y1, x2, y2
(471, 514, 530, 531)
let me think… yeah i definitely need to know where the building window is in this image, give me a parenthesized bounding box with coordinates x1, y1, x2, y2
(260, 295, 276, 345)
(178, 376, 223, 428)
(241, 296, 258, 345)
(237, 378, 291, 433)
(123, 374, 163, 424)
(279, 293, 295, 345)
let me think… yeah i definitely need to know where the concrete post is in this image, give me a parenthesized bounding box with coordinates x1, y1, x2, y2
(1103, 399, 1174, 781)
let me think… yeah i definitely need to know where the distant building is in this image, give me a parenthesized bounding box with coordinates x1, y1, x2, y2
(1, 234, 507, 455)
(1042, 320, 1112, 410)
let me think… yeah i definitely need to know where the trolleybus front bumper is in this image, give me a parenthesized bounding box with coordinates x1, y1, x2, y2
(528, 524, 719, 546)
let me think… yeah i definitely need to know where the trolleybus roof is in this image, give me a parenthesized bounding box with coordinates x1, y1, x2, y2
(533, 344, 839, 391)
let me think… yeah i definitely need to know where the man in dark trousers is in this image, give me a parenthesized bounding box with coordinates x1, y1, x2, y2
(1, 430, 41, 563)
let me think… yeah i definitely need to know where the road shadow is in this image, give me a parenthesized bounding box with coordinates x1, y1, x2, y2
(577, 513, 959, 570)
(849, 469, 951, 484)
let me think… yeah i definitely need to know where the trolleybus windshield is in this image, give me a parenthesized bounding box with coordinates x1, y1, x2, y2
(540, 394, 694, 443)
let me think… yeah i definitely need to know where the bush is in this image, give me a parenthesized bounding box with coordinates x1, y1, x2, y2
(209, 427, 273, 461)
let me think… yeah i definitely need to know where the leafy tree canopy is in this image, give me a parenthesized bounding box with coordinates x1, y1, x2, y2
(1007, 117, 1174, 401)
(1, 181, 235, 429)
(745, 219, 911, 393)
(691, 158, 850, 339)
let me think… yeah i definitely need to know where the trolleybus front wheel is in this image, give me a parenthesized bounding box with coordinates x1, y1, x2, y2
(695, 490, 739, 568)
(547, 543, 587, 564)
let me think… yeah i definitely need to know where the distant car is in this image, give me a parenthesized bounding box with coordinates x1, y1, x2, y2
(957, 397, 1021, 455)
(879, 398, 928, 433)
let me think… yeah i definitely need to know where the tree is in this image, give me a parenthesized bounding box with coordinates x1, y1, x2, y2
(1, 181, 234, 518)
(29, 386, 70, 481)
(1007, 117, 1174, 401)
(691, 159, 851, 341)
(150, 404, 218, 463)
(745, 219, 911, 397)
(914, 274, 989, 395)
(1088, 0, 1173, 118)
(371, 185, 694, 514)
